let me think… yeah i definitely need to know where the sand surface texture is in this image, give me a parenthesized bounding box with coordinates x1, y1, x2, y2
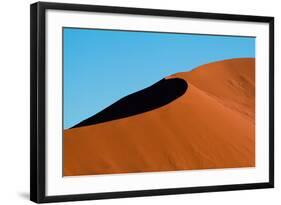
(64, 58, 255, 176)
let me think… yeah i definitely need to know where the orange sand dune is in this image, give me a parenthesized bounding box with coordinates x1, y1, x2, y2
(64, 58, 255, 176)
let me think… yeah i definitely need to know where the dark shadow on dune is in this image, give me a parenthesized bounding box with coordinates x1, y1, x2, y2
(71, 78, 188, 129)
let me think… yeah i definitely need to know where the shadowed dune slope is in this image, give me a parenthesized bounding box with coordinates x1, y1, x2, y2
(72, 78, 188, 128)
(64, 58, 255, 176)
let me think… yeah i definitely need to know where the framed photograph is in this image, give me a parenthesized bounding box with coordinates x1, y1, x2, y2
(30, 2, 274, 203)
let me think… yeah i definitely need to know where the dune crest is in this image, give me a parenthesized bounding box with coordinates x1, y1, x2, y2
(64, 58, 255, 176)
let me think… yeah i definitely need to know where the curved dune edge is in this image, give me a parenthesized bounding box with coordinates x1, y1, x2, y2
(64, 58, 255, 176)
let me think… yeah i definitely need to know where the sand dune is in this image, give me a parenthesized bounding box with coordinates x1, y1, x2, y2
(64, 58, 255, 176)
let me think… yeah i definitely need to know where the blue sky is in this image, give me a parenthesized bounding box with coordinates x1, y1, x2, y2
(63, 28, 255, 129)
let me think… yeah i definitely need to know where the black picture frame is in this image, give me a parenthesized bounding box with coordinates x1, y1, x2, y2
(30, 1, 274, 203)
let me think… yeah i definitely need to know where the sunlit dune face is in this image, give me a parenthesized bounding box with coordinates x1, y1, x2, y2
(64, 58, 255, 176)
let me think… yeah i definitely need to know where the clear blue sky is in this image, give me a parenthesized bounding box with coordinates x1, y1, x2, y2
(63, 28, 255, 129)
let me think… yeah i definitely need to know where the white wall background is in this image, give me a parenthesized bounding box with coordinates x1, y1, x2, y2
(0, 0, 279, 204)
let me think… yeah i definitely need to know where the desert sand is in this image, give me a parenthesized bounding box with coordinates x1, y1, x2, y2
(64, 58, 255, 176)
